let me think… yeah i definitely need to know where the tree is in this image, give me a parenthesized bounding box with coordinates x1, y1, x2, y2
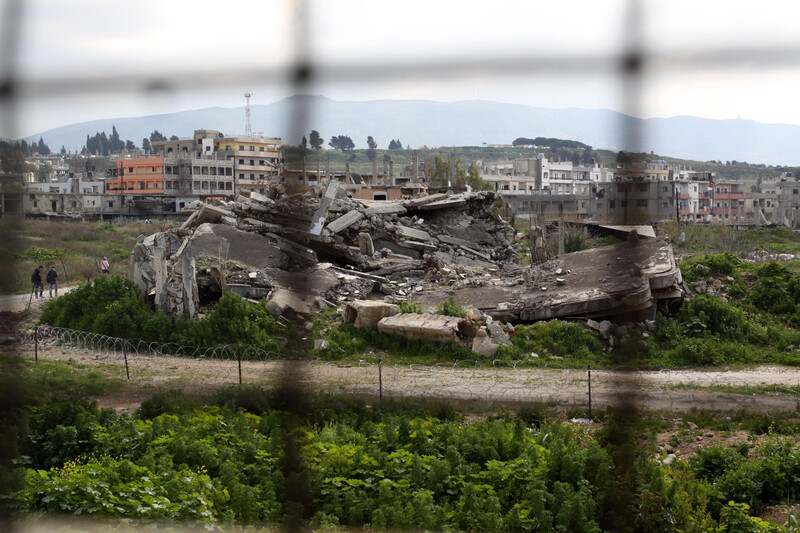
(110, 125, 124, 153)
(309, 130, 323, 150)
(466, 162, 491, 191)
(366, 136, 377, 161)
(427, 155, 467, 186)
(328, 135, 355, 152)
(0, 141, 29, 174)
(170, 135, 179, 141)
(60, 146, 66, 155)
(125, 140, 136, 151)
(149, 130, 167, 142)
(35, 137, 51, 155)
(142, 138, 151, 153)
(388, 139, 403, 150)
(301, 135, 308, 150)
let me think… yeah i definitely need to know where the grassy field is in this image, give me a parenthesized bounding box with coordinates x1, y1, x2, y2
(0, 219, 159, 294)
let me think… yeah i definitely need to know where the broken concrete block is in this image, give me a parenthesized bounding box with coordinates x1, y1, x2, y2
(472, 334, 500, 357)
(326, 210, 364, 234)
(344, 300, 398, 329)
(314, 339, 330, 351)
(586, 319, 600, 331)
(556, 277, 566, 286)
(598, 320, 613, 338)
(394, 224, 431, 242)
(694, 264, 710, 274)
(358, 232, 375, 257)
(691, 280, 707, 294)
(377, 313, 466, 343)
(488, 323, 512, 346)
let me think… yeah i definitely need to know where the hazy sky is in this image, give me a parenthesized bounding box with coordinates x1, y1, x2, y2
(4, 0, 800, 138)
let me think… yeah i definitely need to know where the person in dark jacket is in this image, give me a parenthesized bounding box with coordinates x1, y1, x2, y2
(31, 265, 44, 298)
(46, 265, 58, 297)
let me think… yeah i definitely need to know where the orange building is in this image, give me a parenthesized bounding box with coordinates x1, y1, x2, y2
(105, 158, 164, 195)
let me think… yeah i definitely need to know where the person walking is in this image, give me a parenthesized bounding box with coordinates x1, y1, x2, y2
(100, 257, 110, 274)
(31, 265, 44, 298)
(46, 265, 58, 297)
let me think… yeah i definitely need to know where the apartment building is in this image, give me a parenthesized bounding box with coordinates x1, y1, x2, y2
(216, 135, 282, 194)
(153, 129, 282, 197)
(105, 157, 164, 195)
(674, 179, 712, 223)
(711, 181, 746, 223)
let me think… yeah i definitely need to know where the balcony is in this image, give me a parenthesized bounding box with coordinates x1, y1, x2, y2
(714, 192, 744, 200)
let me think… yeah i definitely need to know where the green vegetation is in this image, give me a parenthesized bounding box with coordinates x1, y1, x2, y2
(6, 378, 798, 531)
(663, 222, 800, 256)
(437, 296, 468, 318)
(40, 276, 285, 352)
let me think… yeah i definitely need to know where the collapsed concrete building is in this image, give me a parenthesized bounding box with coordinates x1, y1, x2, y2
(128, 182, 685, 341)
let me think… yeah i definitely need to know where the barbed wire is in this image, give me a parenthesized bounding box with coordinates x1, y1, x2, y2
(16, 325, 800, 413)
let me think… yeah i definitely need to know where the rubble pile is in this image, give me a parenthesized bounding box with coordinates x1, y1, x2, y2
(128, 182, 685, 354)
(128, 183, 520, 318)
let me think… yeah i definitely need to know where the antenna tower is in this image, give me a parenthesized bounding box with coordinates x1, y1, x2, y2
(244, 93, 252, 137)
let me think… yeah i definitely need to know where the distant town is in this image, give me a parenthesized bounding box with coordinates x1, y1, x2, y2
(1, 125, 798, 229)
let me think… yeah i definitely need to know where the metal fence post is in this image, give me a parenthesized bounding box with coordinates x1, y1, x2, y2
(123, 344, 130, 381)
(379, 358, 383, 401)
(238, 347, 242, 385)
(34, 325, 38, 361)
(588, 364, 592, 419)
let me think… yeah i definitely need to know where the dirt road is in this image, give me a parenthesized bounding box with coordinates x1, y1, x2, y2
(18, 345, 800, 414)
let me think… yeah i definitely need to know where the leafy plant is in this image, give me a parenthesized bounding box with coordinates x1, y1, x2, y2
(436, 296, 467, 318)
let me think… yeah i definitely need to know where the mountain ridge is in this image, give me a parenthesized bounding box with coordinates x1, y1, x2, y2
(23, 95, 800, 165)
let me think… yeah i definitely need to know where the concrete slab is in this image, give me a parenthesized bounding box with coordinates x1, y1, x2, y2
(418, 237, 683, 322)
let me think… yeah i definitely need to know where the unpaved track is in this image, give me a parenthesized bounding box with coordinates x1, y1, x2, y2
(17, 345, 800, 413)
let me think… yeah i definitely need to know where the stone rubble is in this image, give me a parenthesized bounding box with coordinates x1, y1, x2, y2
(127, 181, 686, 356)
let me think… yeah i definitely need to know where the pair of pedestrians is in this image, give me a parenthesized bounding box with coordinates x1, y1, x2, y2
(31, 265, 59, 298)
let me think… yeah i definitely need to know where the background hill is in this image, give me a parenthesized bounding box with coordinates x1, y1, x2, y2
(25, 95, 800, 165)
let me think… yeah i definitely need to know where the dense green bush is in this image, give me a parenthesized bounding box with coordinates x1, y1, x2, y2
(39, 277, 286, 351)
(503, 320, 605, 367)
(680, 251, 742, 282)
(15, 389, 799, 530)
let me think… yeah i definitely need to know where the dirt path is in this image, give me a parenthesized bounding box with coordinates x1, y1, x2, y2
(18, 345, 800, 414)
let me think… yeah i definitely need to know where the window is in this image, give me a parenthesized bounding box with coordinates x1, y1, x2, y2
(108, 201, 114, 208)
(249, 146, 254, 151)
(239, 173, 244, 179)
(259, 147, 264, 151)
(239, 159, 244, 164)
(33, 200, 38, 208)
(239, 145, 244, 150)
(259, 160, 265, 165)
(249, 160, 254, 165)
(250, 173, 254, 179)
(609, 200, 615, 208)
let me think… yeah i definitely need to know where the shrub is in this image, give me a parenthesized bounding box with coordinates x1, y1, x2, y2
(437, 296, 467, 318)
(397, 300, 423, 314)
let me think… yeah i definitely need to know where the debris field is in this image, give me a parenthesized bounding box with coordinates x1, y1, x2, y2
(128, 183, 685, 354)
